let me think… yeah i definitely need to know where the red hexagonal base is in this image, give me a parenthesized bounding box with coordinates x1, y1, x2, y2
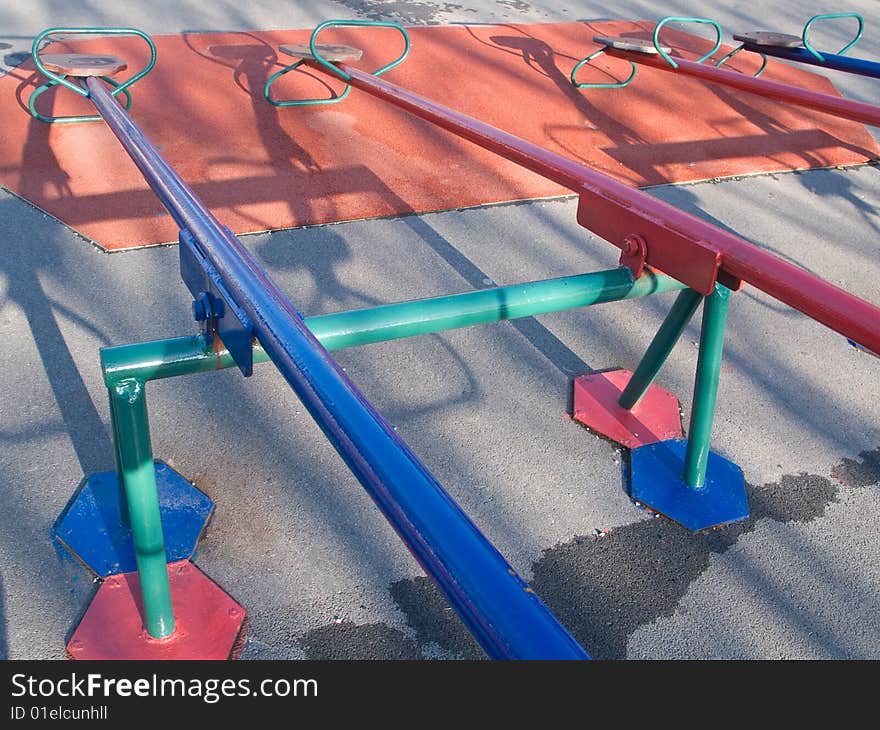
(571, 369, 683, 449)
(67, 560, 246, 660)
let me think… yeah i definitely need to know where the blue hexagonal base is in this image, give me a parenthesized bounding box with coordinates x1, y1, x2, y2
(629, 438, 748, 531)
(54, 461, 214, 577)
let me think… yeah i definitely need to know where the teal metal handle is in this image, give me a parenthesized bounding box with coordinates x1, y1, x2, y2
(570, 47, 638, 89)
(264, 19, 410, 107)
(31, 27, 157, 98)
(653, 16, 723, 69)
(309, 19, 411, 82)
(714, 45, 768, 78)
(28, 75, 133, 123)
(802, 12, 864, 62)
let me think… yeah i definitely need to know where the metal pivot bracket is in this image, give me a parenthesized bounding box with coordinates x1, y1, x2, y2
(576, 188, 742, 295)
(619, 234, 648, 278)
(179, 228, 255, 376)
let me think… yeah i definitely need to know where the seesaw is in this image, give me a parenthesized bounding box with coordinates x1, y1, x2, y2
(26, 21, 880, 659)
(572, 16, 880, 127)
(715, 12, 880, 80)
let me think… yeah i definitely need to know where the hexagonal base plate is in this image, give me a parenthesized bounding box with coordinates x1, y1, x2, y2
(67, 560, 246, 660)
(54, 462, 214, 577)
(572, 369, 683, 448)
(630, 438, 749, 531)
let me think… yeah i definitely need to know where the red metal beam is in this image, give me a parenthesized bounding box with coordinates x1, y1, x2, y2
(602, 48, 880, 128)
(326, 63, 880, 356)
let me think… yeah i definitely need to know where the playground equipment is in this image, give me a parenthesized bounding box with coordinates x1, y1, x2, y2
(31, 26, 590, 660)
(261, 22, 880, 534)
(714, 12, 880, 80)
(572, 16, 880, 127)
(29, 20, 880, 659)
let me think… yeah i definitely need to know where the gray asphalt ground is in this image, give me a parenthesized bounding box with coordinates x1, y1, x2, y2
(1, 1, 878, 660)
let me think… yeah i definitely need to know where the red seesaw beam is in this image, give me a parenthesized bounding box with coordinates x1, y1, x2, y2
(327, 63, 880, 356)
(601, 47, 880, 128)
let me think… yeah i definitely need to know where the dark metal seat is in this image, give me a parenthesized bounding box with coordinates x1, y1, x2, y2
(279, 43, 363, 62)
(732, 31, 803, 48)
(592, 35, 672, 54)
(39, 53, 127, 77)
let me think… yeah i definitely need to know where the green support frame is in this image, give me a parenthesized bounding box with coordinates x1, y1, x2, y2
(618, 283, 732, 489)
(98, 267, 685, 638)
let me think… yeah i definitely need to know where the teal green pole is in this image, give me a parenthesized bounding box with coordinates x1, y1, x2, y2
(107, 391, 131, 527)
(308, 267, 679, 350)
(102, 269, 686, 385)
(97, 266, 684, 631)
(618, 288, 703, 410)
(109, 378, 175, 638)
(683, 284, 731, 488)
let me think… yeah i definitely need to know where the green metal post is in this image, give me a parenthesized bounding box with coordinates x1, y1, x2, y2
(96, 265, 686, 636)
(618, 288, 703, 410)
(107, 391, 130, 526)
(109, 378, 175, 638)
(683, 284, 731, 488)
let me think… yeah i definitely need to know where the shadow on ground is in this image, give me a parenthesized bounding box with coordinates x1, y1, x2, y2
(294, 445, 880, 659)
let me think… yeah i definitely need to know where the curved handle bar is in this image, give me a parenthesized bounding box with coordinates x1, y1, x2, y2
(714, 45, 768, 78)
(571, 48, 638, 89)
(653, 16, 723, 69)
(31, 27, 157, 98)
(802, 13, 864, 62)
(308, 20, 410, 82)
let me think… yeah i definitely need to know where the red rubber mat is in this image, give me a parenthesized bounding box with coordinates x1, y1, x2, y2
(1, 21, 877, 250)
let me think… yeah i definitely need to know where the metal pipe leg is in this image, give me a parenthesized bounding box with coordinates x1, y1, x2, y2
(618, 288, 703, 409)
(684, 284, 731, 488)
(110, 378, 175, 638)
(107, 389, 130, 527)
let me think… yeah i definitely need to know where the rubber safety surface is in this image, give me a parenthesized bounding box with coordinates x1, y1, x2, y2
(1, 20, 877, 250)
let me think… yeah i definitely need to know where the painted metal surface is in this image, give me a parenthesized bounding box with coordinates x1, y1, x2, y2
(571, 45, 638, 89)
(84, 75, 588, 660)
(801, 12, 864, 61)
(571, 369, 683, 449)
(732, 44, 880, 80)
(327, 62, 880, 356)
(67, 561, 246, 660)
(576, 192, 730, 295)
(29, 75, 133, 124)
(618, 288, 703, 410)
(717, 12, 871, 79)
(265, 20, 410, 107)
(629, 439, 749, 531)
(683, 285, 731, 488)
(29, 27, 155, 123)
(651, 16, 723, 69)
(107, 379, 175, 638)
(309, 267, 678, 351)
(179, 228, 255, 375)
(54, 462, 213, 578)
(601, 46, 880, 128)
(100, 269, 686, 384)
